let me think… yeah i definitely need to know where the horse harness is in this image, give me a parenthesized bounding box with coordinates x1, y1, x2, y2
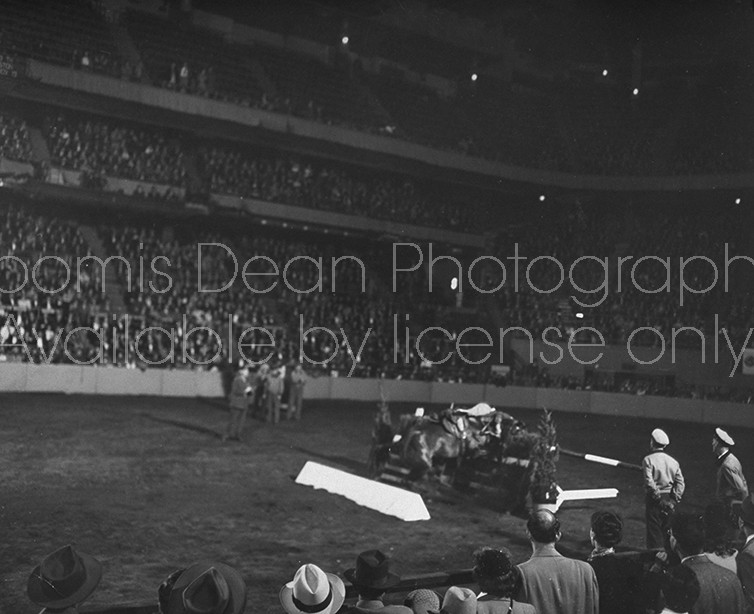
(439, 415, 467, 440)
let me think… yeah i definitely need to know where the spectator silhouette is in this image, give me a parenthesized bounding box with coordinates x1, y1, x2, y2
(27, 545, 102, 614)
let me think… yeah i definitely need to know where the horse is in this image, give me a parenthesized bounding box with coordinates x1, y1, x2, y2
(396, 410, 477, 483)
(470, 411, 531, 461)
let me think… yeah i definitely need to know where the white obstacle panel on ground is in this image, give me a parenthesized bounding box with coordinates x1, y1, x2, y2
(553, 486, 619, 512)
(295, 461, 431, 522)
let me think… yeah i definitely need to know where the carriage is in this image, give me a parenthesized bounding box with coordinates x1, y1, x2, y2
(367, 402, 550, 512)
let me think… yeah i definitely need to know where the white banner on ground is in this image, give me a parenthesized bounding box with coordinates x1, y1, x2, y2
(295, 461, 430, 521)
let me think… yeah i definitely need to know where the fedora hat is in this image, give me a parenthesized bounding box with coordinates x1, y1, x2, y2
(344, 550, 400, 590)
(430, 586, 477, 614)
(280, 564, 345, 614)
(27, 545, 102, 609)
(166, 561, 246, 614)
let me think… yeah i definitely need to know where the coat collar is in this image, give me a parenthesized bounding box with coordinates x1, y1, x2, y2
(530, 544, 562, 558)
(716, 450, 732, 467)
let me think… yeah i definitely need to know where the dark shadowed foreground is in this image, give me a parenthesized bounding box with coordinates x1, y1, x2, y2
(2, 393, 750, 613)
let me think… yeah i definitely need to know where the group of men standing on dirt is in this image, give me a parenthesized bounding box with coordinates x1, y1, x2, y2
(223, 361, 308, 442)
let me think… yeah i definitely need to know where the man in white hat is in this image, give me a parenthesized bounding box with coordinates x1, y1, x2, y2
(280, 563, 345, 614)
(430, 586, 477, 614)
(713, 427, 749, 508)
(643, 428, 685, 549)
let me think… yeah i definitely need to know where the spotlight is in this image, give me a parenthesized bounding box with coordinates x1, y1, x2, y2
(471, 73, 478, 82)
(736, 198, 742, 204)
(602, 69, 608, 77)
(341, 35, 349, 45)
(451, 277, 458, 291)
(632, 88, 639, 96)
(539, 194, 546, 202)
(576, 312, 584, 319)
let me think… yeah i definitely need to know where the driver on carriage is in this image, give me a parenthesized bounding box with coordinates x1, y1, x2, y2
(420, 402, 497, 444)
(456, 402, 497, 418)
(452, 402, 502, 437)
(452, 403, 522, 462)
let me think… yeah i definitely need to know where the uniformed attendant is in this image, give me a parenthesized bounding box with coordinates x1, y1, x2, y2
(643, 428, 685, 549)
(713, 427, 749, 541)
(713, 427, 749, 507)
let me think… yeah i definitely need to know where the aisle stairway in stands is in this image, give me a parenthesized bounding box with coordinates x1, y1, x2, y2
(245, 57, 279, 100)
(27, 126, 50, 165)
(107, 14, 150, 84)
(77, 225, 127, 314)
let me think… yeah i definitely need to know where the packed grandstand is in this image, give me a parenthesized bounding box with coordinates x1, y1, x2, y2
(1, 0, 754, 404)
(6, 2, 754, 614)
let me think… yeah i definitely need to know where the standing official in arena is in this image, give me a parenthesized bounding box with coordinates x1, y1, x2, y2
(266, 365, 284, 424)
(713, 427, 748, 540)
(288, 363, 307, 421)
(253, 362, 270, 418)
(713, 427, 749, 507)
(223, 364, 253, 442)
(643, 428, 685, 549)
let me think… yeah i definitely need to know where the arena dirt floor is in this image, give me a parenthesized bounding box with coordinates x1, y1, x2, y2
(2, 393, 753, 613)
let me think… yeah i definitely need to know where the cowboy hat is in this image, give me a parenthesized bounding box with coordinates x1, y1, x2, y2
(165, 561, 246, 614)
(344, 550, 400, 589)
(280, 564, 345, 614)
(430, 586, 477, 614)
(27, 545, 102, 609)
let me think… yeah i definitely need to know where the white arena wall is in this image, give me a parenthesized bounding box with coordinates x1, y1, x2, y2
(0, 363, 752, 428)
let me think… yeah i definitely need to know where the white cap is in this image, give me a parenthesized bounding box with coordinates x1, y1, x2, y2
(715, 427, 735, 446)
(651, 428, 670, 446)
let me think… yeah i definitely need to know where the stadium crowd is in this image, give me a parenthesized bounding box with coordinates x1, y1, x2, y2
(0, 205, 109, 365)
(45, 114, 188, 188)
(25, 500, 754, 613)
(197, 144, 482, 231)
(485, 204, 754, 350)
(2, 197, 754, 403)
(2, 2, 753, 176)
(1, 106, 483, 232)
(0, 114, 33, 162)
